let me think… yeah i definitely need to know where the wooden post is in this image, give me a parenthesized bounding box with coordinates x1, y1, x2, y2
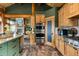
(30, 3, 36, 45)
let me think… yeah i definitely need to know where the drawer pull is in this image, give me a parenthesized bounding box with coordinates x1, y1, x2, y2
(73, 47, 77, 50)
(0, 46, 2, 48)
(12, 45, 16, 48)
(13, 52, 16, 56)
(12, 39, 17, 42)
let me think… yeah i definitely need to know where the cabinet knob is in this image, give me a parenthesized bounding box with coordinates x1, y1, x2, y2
(0, 46, 2, 48)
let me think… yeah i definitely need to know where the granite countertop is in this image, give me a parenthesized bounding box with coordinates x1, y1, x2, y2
(0, 34, 23, 44)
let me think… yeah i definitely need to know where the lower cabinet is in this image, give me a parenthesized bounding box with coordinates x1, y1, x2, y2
(64, 43, 70, 56)
(0, 43, 8, 56)
(0, 38, 19, 56)
(59, 40, 64, 55)
(64, 43, 77, 56)
(57, 39, 78, 56)
(55, 35, 59, 49)
(77, 49, 79, 56)
(7, 38, 19, 56)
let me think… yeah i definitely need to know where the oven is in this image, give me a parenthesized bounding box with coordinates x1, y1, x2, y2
(35, 23, 45, 45)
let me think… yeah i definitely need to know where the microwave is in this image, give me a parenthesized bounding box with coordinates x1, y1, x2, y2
(57, 27, 69, 36)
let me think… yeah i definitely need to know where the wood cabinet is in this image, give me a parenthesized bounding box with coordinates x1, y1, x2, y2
(55, 35, 59, 49)
(77, 49, 79, 56)
(65, 43, 71, 56)
(69, 45, 76, 56)
(59, 38, 64, 55)
(58, 3, 79, 56)
(64, 43, 77, 56)
(36, 14, 45, 23)
(68, 3, 79, 18)
(58, 7, 64, 27)
(58, 3, 79, 27)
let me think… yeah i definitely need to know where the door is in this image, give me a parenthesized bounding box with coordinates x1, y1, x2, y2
(46, 16, 55, 46)
(47, 21, 52, 42)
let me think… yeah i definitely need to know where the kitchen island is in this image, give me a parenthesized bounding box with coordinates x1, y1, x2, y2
(0, 34, 23, 56)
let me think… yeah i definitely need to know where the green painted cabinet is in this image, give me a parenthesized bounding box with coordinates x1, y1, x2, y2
(0, 38, 19, 56)
(0, 43, 7, 56)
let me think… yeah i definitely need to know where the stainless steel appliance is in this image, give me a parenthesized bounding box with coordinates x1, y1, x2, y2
(35, 23, 45, 45)
(57, 27, 69, 36)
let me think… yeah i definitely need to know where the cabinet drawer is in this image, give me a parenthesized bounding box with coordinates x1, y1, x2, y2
(7, 42, 19, 56)
(8, 39, 19, 49)
(8, 44, 19, 56)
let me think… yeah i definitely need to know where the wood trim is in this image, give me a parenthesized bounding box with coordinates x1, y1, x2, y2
(46, 16, 55, 20)
(45, 16, 55, 47)
(32, 3, 35, 16)
(4, 14, 32, 18)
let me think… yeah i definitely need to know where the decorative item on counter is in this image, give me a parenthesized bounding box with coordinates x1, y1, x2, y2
(70, 28, 77, 37)
(4, 23, 10, 33)
(57, 28, 62, 36)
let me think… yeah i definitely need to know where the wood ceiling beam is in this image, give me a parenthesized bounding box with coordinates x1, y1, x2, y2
(4, 14, 32, 18)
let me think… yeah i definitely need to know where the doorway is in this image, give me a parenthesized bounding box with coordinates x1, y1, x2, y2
(46, 16, 55, 46)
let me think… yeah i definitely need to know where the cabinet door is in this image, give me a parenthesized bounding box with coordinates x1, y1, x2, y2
(59, 39, 64, 55)
(65, 44, 70, 56)
(36, 14, 45, 23)
(0, 43, 8, 56)
(74, 48, 77, 56)
(40, 15, 45, 23)
(58, 10, 62, 27)
(7, 39, 19, 56)
(69, 46, 75, 56)
(77, 49, 79, 56)
(55, 36, 59, 49)
(36, 15, 41, 23)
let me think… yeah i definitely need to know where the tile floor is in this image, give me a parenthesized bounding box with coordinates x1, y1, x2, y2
(21, 44, 62, 56)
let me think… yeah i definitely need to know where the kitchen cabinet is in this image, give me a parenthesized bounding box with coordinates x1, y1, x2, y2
(59, 38, 64, 55)
(0, 43, 7, 56)
(64, 43, 70, 56)
(64, 43, 77, 56)
(69, 45, 76, 56)
(0, 38, 19, 56)
(68, 3, 79, 18)
(58, 3, 78, 27)
(55, 35, 59, 49)
(36, 14, 45, 23)
(7, 38, 19, 56)
(77, 49, 79, 56)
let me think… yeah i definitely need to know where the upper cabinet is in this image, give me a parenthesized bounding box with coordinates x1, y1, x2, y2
(36, 14, 45, 23)
(68, 3, 79, 18)
(58, 3, 79, 27)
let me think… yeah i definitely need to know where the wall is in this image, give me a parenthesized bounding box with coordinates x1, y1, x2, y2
(5, 3, 32, 14)
(5, 3, 46, 14)
(45, 7, 58, 27)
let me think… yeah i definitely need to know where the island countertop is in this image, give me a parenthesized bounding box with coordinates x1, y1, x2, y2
(0, 34, 23, 44)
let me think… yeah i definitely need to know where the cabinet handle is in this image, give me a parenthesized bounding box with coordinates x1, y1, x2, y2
(12, 40, 17, 42)
(0, 46, 2, 48)
(73, 47, 77, 50)
(13, 52, 16, 56)
(12, 45, 16, 48)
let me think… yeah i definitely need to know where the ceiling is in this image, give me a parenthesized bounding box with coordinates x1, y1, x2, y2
(46, 3, 64, 7)
(0, 3, 64, 8)
(0, 3, 14, 8)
